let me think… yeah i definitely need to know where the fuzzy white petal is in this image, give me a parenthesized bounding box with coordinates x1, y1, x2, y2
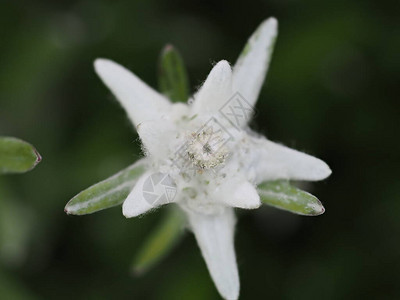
(192, 60, 233, 114)
(137, 120, 175, 159)
(123, 171, 176, 218)
(232, 18, 277, 108)
(216, 180, 261, 209)
(187, 208, 239, 300)
(250, 137, 332, 182)
(94, 59, 171, 127)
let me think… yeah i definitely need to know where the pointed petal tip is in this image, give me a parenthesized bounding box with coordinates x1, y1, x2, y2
(187, 209, 240, 300)
(233, 182, 261, 209)
(94, 59, 110, 79)
(265, 16, 278, 27)
(213, 60, 232, 72)
(192, 59, 233, 113)
(314, 160, 332, 181)
(259, 17, 278, 37)
(122, 208, 136, 218)
(231, 17, 278, 108)
(122, 191, 154, 219)
(254, 138, 332, 182)
(218, 273, 240, 300)
(218, 180, 261, 210)
(122, 201, 141, 218)
(93, 58, 117, 76)
(220, 284, 239, 300)
(324, 163, 332, 177)
(92, 57, 171, 126)
(207, 60, 232, 85)
(215, 265, 240, 300)
(296, 157, 332, 182)
(259, 17, 278, 31)
(206, 60, 232, 84)
(215, 59, 231, 67)
(94, 57, 108, 69)
(122, 197, 138, 218)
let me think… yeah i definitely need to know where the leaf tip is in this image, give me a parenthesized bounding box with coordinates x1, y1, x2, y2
(64, 199, 77, 215)
(34, 148, 42, 165)
(316, 204, 326, 216)
(162, 43, 175, 54)
(309, 201, 325, 216)
(64, 205, 71, 215)
(131, 265, 146, 277)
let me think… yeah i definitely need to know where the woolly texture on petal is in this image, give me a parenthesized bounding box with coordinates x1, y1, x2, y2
(232, 18, 277, 108)
(94, 59, 171, 127)
(123, 171, 176, 218)
(215, 179, 260, 209)
(137, 120, 175, 159)
(192, 60, 233, 114)
(250, 136, 332, 182)
(187, 208, 239, 300)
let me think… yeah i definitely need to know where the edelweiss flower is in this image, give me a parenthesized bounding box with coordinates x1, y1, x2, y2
(92, 18, 331, 300)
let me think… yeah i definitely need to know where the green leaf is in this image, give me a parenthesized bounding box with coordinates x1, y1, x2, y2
(0, 136, 41, 174)
(258, 180, 325, 216)
(133, 207, 185, 275)
(158, 44, 189, 103)
(65, 159, 147, 215)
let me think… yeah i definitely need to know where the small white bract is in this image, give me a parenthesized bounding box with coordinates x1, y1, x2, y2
(94, 17, 331, 300)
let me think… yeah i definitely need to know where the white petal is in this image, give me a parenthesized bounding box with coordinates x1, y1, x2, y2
(216, 180, 261, 209)
(192, 60, 232, 114)
(123, 171, 177, 218)
(94, 59, 171, 127)
(232, 18, 277, 107)
(186, 208, 239, 300)
(137, 120, 175, 159)
(250, 137, 332, 182)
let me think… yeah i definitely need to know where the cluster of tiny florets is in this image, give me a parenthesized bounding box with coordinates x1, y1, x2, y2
(186, 127, 228, 170)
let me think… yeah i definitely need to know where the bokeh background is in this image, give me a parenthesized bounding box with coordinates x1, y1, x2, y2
(1, 0, 399, 299)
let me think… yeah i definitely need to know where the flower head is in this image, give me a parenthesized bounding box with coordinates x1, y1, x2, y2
(93, 17, 331, 300)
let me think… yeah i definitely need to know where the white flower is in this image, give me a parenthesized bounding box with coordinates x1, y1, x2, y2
(93, 17, 331, 300)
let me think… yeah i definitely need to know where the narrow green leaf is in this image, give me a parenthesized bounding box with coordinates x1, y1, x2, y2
(133, 207, 185, 275)
(0, 137, 41, 174)
(158, 44, 189, 103)
(258, 180, 325, 216)
(65, 159, 147, 215)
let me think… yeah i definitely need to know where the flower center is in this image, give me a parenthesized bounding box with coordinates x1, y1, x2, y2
(186, 127, 228, 170)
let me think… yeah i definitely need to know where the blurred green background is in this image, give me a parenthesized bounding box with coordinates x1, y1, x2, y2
(0, 0, 399, 299)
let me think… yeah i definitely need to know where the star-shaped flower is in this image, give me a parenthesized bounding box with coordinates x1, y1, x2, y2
(67, 17, 331, 300)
